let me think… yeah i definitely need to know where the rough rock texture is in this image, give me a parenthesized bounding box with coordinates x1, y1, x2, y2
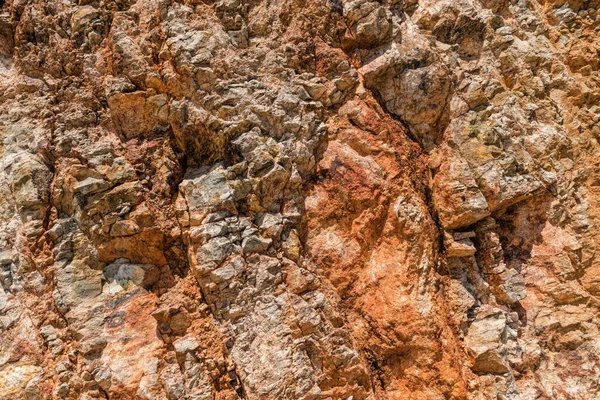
(1, 0, 600, 399)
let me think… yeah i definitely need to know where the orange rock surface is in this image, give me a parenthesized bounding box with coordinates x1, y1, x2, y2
(1, 0, 600, 399)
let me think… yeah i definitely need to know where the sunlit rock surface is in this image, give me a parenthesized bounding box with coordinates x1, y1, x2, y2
(1, 0, 600, 398)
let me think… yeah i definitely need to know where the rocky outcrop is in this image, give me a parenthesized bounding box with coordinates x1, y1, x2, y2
(1, 0, 600, 399)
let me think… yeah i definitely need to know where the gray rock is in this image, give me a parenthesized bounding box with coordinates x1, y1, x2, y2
(241, 235, 272, 254)
(74, 177, 110, 196)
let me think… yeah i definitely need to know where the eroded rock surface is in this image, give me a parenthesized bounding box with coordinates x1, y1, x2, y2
(1, 0, 600, 399)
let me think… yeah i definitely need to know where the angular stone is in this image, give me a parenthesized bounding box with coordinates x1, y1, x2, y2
(103, 262, 158, 290)
(465, 307, 509, 374)
(107, 91, 162, 139)
(173, 336, 200, 355)
(432, 149, 491, 229)
(445, 232, 477, 258)
(241, 235, 272, 254)
(180, 165, 251, 216)
(73, 177, 110, 196)
(343, 0, 392, 48)
(110, 220, 141, 237)
(210, 264, 236, 283)
(70, 6, 99, 34)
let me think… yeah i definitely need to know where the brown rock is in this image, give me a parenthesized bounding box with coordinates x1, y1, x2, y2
(2, 0, 600, 398)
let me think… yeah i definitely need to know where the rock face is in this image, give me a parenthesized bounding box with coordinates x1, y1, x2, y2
(1, 0, 600, 399)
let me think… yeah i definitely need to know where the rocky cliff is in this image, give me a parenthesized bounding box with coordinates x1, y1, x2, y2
(1, 0, 600, 398)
